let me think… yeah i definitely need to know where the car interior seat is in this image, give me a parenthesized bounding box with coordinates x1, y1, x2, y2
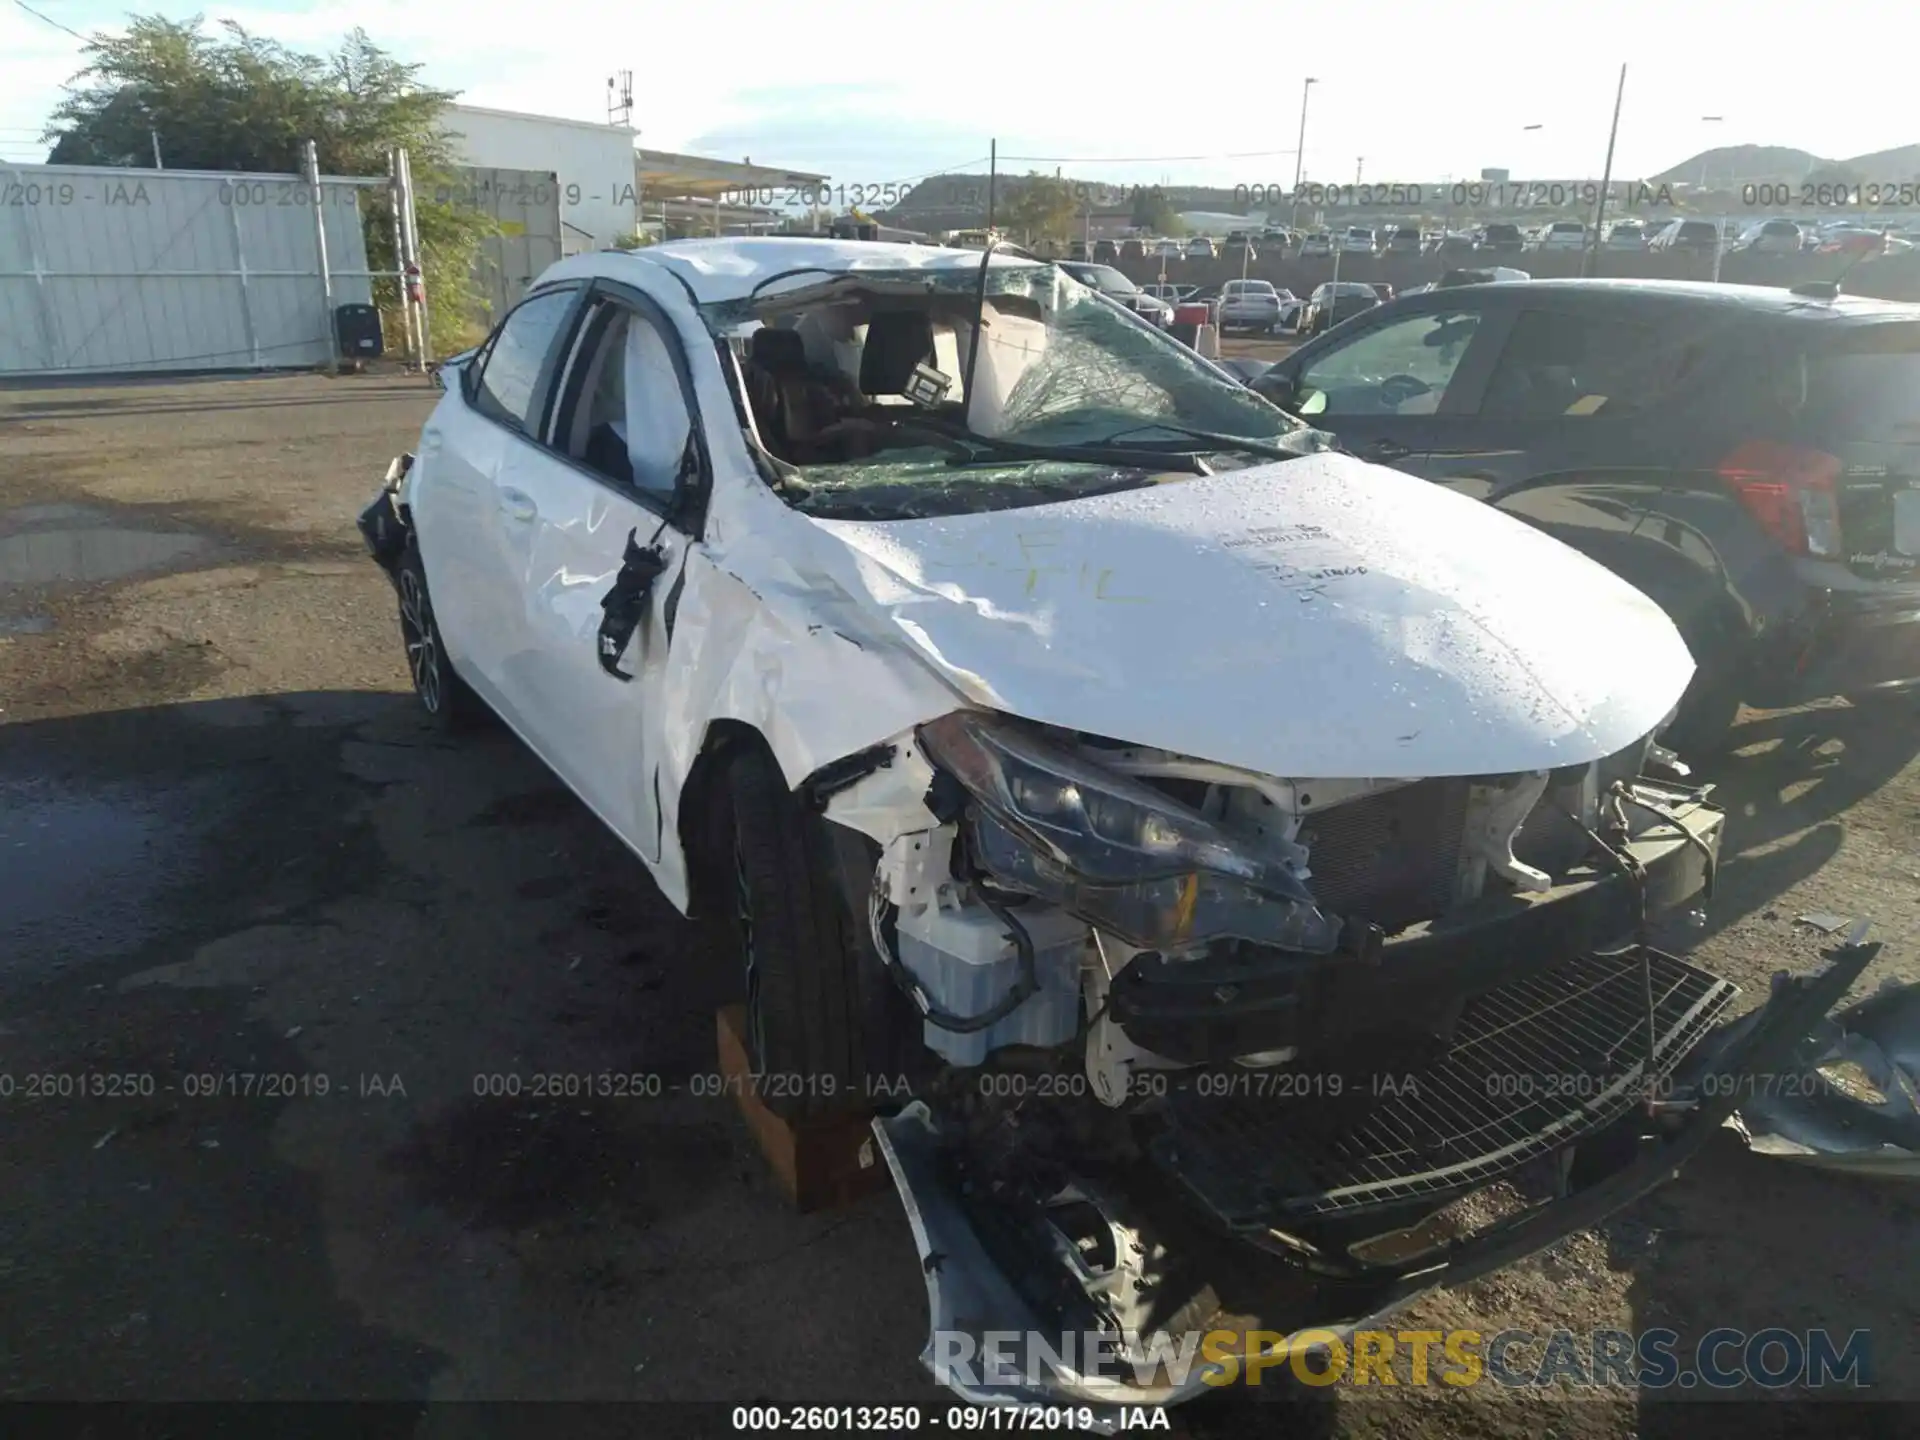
(859, 310, 937, 400)
(747, 326, 826, 453)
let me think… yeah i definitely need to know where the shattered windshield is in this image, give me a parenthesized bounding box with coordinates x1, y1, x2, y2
(700, 261, 1322, 520)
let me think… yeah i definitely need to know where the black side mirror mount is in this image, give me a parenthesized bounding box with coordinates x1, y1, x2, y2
(1253, 367, 1299, 406)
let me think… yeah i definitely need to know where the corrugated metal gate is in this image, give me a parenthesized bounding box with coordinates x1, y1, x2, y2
(0, 163, 379, 377)
(442, 166, 565, 322)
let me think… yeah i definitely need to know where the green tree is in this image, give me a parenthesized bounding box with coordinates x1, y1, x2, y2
(1000, 172, 1081, 244)
(44, 15, 492, 354)
(1129, 185, 1184, 234)
(1803, 162, 1862, 190)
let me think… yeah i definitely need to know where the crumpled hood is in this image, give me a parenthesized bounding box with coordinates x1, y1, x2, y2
(807, 453, 1695, 778)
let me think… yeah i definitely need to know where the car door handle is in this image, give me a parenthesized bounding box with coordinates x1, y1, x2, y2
(1365, 439, 1412, 460)
(420, 428, 442, 456)
(497, 488, 537, 522)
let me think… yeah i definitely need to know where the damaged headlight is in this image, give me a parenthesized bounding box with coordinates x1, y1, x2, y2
(918, 711, 1344, 955)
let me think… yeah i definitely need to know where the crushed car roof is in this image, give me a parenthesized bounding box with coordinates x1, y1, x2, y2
(537, 237, 1044, 305)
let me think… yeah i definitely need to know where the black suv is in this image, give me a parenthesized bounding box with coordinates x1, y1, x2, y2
(1253, 279, 1920, 748)
(1480, 222, 1526, 254)
(1299, 281, 1384, 336)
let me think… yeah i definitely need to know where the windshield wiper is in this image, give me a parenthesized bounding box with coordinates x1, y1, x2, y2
(1087, 421, 1323, 462)
(899, 420, 1209, 475)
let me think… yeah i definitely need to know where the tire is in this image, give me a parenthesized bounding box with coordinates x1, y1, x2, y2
(719, 742, 904, 1120)
(1661, 675, 1742, 757)
(395, 543, 486, 732)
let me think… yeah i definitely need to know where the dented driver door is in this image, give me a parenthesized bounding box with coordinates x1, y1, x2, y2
(504, 282, 705, 864)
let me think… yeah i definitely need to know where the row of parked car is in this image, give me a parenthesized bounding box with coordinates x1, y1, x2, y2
(1122, 266, 1530, 336)
(369, 236, 1917, 1425)
(1079, 217, 1920, 265)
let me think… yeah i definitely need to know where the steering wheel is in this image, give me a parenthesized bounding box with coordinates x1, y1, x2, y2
(1377, 374, 1432, 407)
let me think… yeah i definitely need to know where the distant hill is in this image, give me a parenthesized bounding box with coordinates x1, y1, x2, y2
(1655, 142, 1920, 185)
(1652, 145, 1822, 185)
(1845, 143, 1920, 176)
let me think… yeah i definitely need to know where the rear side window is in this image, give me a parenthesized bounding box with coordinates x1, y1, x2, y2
(472, 289, 575, 432)
(1789, 325, 1920, 441)
(1478, 309, 1661, 418)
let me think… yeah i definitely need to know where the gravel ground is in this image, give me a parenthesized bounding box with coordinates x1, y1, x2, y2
(2, 371, 1916, 1436)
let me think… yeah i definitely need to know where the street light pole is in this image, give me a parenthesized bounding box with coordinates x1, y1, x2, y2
(1290, 76, 1317, 229)
(1584, 63, 1628, 278)
(1697, 116, 1722, 194)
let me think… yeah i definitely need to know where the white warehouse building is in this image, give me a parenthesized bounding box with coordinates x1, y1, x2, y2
(441, 103, 639, 254)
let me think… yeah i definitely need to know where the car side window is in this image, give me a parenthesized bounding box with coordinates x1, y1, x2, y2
(1297, 310, 1483, 417)
(1478, 310, 1659, 419)
(471, 289, 576, 432)
(555, 299, 695, 504)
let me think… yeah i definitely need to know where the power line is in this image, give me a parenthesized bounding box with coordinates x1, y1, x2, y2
(997, 147, 1303, 165)
(10, 0, 89, 41)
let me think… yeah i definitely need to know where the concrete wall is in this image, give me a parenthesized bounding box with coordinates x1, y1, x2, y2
(442, 105, 637, 254)
(1114, 247, 1920, 302)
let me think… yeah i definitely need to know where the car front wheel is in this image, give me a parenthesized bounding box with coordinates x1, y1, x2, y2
(719, 742, 906, 1121)
(395, 544, 486, 731)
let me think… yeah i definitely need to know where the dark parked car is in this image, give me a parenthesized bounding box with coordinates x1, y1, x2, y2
(1299, 281, 1383, 335)
(1427, 232, 1480, 259)
(1119, 237, 1147, 260)
(1252, 278, 1920, 748)
(1648, 218, 1722, 255)
(1480, 222, 1526, 254)
(1057, 260, 1174, 325)
(1092, 239, 1120, 261)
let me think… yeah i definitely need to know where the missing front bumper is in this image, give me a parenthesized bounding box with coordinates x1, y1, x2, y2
(1105, 783, 1723, 1066)
(871, 935, 1880, 1424)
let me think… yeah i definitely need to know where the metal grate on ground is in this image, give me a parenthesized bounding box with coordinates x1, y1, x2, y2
(1160, 948, 1738, 1220)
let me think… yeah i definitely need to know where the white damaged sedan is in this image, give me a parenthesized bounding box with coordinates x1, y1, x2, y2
(360, 238, 1863, 1419)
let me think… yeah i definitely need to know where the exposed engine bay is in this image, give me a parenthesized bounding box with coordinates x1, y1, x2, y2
(806, 707, 1868, 1416)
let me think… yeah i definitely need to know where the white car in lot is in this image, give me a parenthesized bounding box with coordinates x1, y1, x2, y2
(1339, 226, 1377, 254)
(358, 236, 1824, 1421)
(1214, 278, 1291, 332)
(1184, 235, 1217, 258)
(1154, 238, 1185, 260)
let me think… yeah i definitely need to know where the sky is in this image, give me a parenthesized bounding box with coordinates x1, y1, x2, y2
(4, 0, 1918, 190)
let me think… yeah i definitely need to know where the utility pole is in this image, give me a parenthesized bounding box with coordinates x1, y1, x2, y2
(1355, 157, 1365, 185)
(987, 139, 997, 231)
(150, 129, 163, 169)
(1585, 63, 1628, 277)
(1290, 76, 1317, 229)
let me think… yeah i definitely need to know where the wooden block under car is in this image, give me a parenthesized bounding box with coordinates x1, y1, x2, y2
(715, 1004, 890, 1214)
